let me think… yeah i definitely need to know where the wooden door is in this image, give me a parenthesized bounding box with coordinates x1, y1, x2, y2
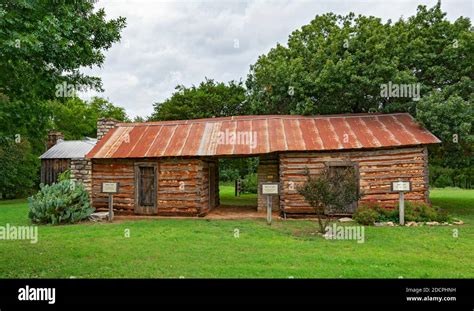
(135, 163, 157, 215)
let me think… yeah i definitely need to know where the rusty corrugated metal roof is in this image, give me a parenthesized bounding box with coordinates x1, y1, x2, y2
(86, 113, 440, 159)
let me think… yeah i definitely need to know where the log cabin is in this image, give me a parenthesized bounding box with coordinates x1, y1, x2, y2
(86, 113, 440, 217)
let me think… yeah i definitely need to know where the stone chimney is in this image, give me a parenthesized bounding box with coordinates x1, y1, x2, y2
(97, 118, 119, 141)
(47, 130, 64, 150)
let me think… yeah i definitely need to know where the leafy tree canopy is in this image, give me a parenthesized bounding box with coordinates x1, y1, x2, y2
(245, 2, 472, 173)
(0, 0, 126, 101)
(0, 0, 125, 197)
(48, 96, 129, 140)
(246, 2, 472, 116)
(0, 0, 126, 152)
(150, 78, 248, 121)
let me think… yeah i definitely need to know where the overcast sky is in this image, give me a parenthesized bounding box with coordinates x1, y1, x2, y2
(80, 0, 473, 118)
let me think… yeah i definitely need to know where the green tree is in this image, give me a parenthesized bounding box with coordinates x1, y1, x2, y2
(393, 3, 473, 98)
(0, 0, 126, 102)
(0, 138, 38, 199)
(49, 97, 128, 140)
(246, 12, 411, 115)
(246, 2, 472, 116)
(150, 78, 248, 121)
(89, 97, 129, 122)
(246, 2, 473, 185)
(0, 0, 125, 197)
(132, 115, 146, 123)
(0, 94, 51, 154)
(416, 90, 473, 187)
(0, 0, 126, 151)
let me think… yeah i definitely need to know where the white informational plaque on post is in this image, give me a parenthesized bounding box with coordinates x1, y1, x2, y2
(391, 181, 411, 192)
(261, 183, 279, 195)
(102, 182, 119, 194)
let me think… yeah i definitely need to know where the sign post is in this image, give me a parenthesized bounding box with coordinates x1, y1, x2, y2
(391, 181, 411, 226)
(266, 195, 272, 225)
(101, 182, 119, 222)
(261, 183, 279, 225)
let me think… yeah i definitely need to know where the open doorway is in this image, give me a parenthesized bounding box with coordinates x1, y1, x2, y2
(217, 157, 258, 211)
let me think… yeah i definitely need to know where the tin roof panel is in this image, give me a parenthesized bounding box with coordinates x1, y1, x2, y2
(86, 113, 440, 159)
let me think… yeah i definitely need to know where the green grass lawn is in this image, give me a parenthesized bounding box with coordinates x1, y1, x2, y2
(0, 188, 472, 278)
(219, 185, 257, 206)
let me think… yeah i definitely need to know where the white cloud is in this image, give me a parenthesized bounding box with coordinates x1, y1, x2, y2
(80, 0, 473, 118)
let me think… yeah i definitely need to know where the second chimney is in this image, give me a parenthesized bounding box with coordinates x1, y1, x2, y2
(97, 118, 119, 141)
(47, 131, 64, 150)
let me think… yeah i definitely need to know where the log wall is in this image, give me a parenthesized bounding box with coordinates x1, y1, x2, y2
(92, 159, 137, 213)
(257, 156, 280, 211)
(199, 159, 220, 215)
(157, 158, 215, 216)
(91, 157, 218, 216)
(279, 146, 430, 214)
(40, 159, 70, 185)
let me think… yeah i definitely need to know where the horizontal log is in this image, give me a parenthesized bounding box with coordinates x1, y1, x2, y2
(280, 147, 424, 158)
(158, 197, 202, 202)
(93, 198, 134, 204)
(280, 153, 424, 165)
(92, 176, 134, 180)
(359, 167, 424, 173)
(359, 173, 425, 179)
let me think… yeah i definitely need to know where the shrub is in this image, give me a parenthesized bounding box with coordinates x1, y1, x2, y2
(241, 173, 257, 194)
(352, 205, 379, 225)
(425, 205, 450, 222)
(28, 180, 94, 225)
(298, 167, 361, 233)
(58, 169, 71, 182)
(402, 202, 450, 223)
(375, 206, 398, 222)
(353, 201, 450, 225)
(433, 174, 453, 188)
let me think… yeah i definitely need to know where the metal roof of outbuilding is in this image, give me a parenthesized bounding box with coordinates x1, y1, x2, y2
(86, 113, 440, 159)
(40, 138, 97, 159)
